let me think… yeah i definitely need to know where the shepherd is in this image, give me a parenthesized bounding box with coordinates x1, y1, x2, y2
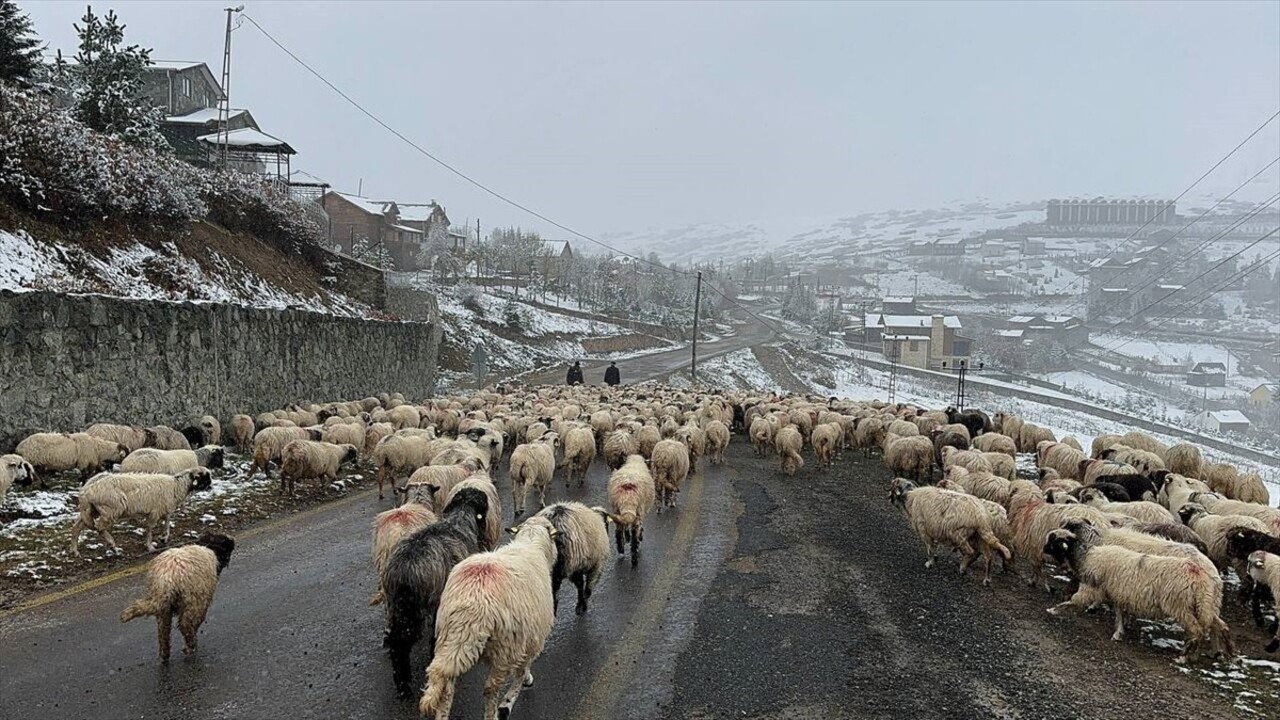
(566, 360, 585, 385)
(604, 361, 621, 387)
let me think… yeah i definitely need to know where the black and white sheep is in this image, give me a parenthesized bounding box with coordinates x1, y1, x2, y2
(535, 502, 610, 616)
(381, 487, 491, 698)
(118, 446, 225, 475)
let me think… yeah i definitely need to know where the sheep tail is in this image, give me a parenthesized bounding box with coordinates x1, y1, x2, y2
(420, 620, 490, 716)
(120, 592, 169, 623)
(978, 526, 1012, 561)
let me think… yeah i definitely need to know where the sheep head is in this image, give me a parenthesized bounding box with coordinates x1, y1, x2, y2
(197, 533, 236, 574)
(1177, 502, 1207, 526)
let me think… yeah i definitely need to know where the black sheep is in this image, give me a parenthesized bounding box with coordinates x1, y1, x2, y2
(931, 427, 970, 470)
(1071, 482, 1131, 503)
(381, 487, 490, 698)
(944, 406, 991, 439)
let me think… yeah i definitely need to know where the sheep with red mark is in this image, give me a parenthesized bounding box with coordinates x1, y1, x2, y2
(369, 502, 437, 606)
(418, 516, 558, 720)
(605, 454, 656, 567)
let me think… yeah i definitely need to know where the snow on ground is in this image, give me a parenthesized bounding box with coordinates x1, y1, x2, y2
(691, 348, 776, 391)
(0, 228, 374, 317)
(1093, 333, 1237, 367)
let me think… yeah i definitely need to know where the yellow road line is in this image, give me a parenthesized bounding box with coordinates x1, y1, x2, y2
(574, 469, 708, 720)
(0, 488, 375, 620)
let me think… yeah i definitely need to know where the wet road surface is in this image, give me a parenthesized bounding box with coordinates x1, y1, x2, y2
(520, 313, 777, 387)
(0, 444, 1256, 720)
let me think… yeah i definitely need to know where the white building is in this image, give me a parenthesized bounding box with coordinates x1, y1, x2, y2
(1194, 410, 1252, 434)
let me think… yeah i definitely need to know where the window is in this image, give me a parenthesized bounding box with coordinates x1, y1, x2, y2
(908, 340, 919, 352)
(182, 77, 192, 97)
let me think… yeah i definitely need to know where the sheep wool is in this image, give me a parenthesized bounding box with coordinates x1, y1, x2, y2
(811, 422, 842, 470)
(279, 440, 359, 494)
(536, 502, 610, 615)
(120, 446, 224, 475)
(147, 426, 192, 451)
(889, 478, 1010, 585)
(1246, 551, 1280, 653)
(704, 419, 731, 466)
(445, 476, 504, 552)
(229, 414, 254, 451)
(0, 454, 35, 507)
(120, 534, 235, 661)
(883, 435, 932, 484)
(419, 517, 558, 720)
(15, 432, 129, 481)
(562, 426, 597, 489)
(369, 503, 437, 605)
(70, 468, 214, 556)
(775, 425, 805, 477)
(85, 423, 149, 453)
(603, 430, 638, 470)
(509, 438, 557, 517)
(651, 438, 691, 509)
(749, 417, 775, 457)
(607, 454, 656, 567)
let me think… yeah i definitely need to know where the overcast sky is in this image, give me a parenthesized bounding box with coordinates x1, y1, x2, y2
(22, 0, 1280, 239)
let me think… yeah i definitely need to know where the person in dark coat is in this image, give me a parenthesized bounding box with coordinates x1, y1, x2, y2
(566, 360, 585, 386)
(604, 362, 621, 387)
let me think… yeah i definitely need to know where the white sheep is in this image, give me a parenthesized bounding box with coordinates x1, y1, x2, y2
(603, 429, 637, 470)
(509, 434, 558, 517)
(1077, 487, 1176, 525)
(562, 426, 596, 488)
(118, 446, 224, 475)
(0, 454, 35, 507)
(69, 468, 214, 556)
(1177, 502, 1270, 573)
(85, 423, 149, 453)
(1188, 492, 1280, 535)
(605, 454, 655, 567)
(749, 416, 775, 457)
(279, 440, 359, 494)
(704, 419, 730, 465)
(888, 478, 1010, 585)
(883, 434, 931, 483)
(229, 414, 255, 451)
(418, 516, 559, 720)
(1044, 523, 1232, 663)
(250, 426, 314, 476)
(775, 425, 805, 476)
(651, 438, 691, 509)
(811, 422, 842, 470)
(119, 533, 235, 661)
(147, 426, 192, 451)
(372, 434, 450, 499)
(15, 432, 129, 483)
(536, 501, 610, 615)
(369, 502, 437, 606)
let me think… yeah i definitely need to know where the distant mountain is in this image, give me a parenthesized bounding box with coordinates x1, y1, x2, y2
(598, 200, 1046, 265)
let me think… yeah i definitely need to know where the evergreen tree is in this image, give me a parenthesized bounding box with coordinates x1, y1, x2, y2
(56, 6, 163, 148)
(0, 0, 43, 85)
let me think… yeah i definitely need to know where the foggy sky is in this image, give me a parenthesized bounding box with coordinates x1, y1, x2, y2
(21, 1, 1280, 241)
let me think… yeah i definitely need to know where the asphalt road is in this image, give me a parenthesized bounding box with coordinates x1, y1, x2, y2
(0, 442, 1262, 720)
(519, 311, 778, 387)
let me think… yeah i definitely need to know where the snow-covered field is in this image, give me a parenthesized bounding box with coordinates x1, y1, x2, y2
(1093, 333, 1238, 368)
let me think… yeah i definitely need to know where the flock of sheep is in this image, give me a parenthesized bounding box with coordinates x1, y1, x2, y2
(865, 405, 1279, 662)
(2, 386, 1279, 718)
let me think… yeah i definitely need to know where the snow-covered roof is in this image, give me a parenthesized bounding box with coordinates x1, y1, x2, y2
(149, 60, 206, 71)
(1208, 410, 1250, 425)
(395, 204, 442, 223)
(936, 238, 964, 245)
(1157, 284, 1185, 291)
(884, 334, 929, 342)
(1008, 315, 1035, 324)
(197, 128, 295, 153)
(883, 295, 915, 304)
(165, 108, 247, 124)
(1101, 287, 1129, 293)
(333, 193, 391, 216)
(540, 240, 571, 255)
(289, 169, 328, 185)
(1254, 383, 1278, 393)
(995, 329, 1025, 338)
(880, 315, 962, 329)
(390, 224, 424, 235)
(1189, 362, 1226, 373)
(1042, 315, 1077, 324)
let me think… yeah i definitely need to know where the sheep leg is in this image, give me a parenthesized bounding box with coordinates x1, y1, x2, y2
(68, 518, 86, 556)
(955, 538, 978, 576)
(630, 525, 641, 568)
(551, 574, 563, 616)
(922, 539, 937, 569)
(512, 481, 525, 518)
(497, 657, 537, 720)
(615, 524, 625, 555)
(157, 607, 173, 662)
(376, 466, 386, 499)
(571, 572, 589, 616)
(179, 610, 201, 656)
(484, 663, 515, 720)
(536, 482, 547, 511)
(1111, 608, 1127, 642)
(96, 522, 120, 555)
(160, 513, 173, 546)
(1252, 586, 1267, 628)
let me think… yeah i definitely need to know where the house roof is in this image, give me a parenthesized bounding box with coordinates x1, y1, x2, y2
(1252, 383, 1278, 393)
(390, 224, 424, 235)
(165, 108, 248, 125)
(333, 192, 392, 216)
(883, 295, 915, 304)
(1190, 362, 1227, 373)
(995, 329, 1025, 338)
(871, 314, 962, 329)
(1207, 410, 1250, 425)
(1008, 315, 1036, 324)
(395, 203, 443, 223)
(936, 238, 965, 245)
(197, 128, 296, 154)
(540, 240, 571, 255)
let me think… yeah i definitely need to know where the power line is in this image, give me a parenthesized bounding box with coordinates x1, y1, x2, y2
(1098, 244, 1280, 359)
(240, 13, 790, 337)
(1050, 160, 1280, 319)
(1019, 109, 1280, 317)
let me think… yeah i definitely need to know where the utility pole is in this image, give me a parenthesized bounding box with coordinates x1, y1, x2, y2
(887, 338, 900, 404)
(216, 6, 243, 170)
(691, 271, 703, 384)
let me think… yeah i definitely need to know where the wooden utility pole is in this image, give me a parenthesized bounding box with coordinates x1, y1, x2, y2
(691, 271, 703, 384)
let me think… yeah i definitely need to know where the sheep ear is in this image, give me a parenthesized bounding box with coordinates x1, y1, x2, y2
(505, 526, 519, 535)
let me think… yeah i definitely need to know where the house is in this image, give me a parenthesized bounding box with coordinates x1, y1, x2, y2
(141, 61, 224, 116)
(1001, 314, 1087, 346)
(1194, 410, 1251, 434)
(322, 192, 426, 270)
(1250, 383, 1277, 406)
(1186, 362, 1227, 388)
(930, 238, 967, 256)
(882, 296, 917, 314)
(536, 240, 574, 286)
(866, 314, 971, 369)
(883, 334, 931, 368)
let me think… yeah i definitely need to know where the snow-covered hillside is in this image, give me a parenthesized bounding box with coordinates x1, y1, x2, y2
(0, 226, 377, 317)
(599, 201, 1044, 264)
